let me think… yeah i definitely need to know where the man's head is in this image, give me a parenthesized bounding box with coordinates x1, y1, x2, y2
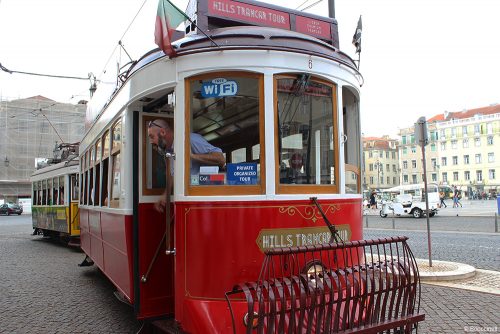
(148, 119, 173, 151)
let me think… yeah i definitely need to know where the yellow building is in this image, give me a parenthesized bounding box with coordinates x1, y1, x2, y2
(436, 104, 500, 198)
(362, 136, 400, 192)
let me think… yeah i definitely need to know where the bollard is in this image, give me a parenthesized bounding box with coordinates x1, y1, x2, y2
(392, 217, 396, 230)
(495, 213, 498, 233)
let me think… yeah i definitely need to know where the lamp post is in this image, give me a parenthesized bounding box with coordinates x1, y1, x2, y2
(375, 160, 383, 190)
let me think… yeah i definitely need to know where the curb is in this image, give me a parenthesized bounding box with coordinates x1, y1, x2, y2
(416, 259, 476, 281)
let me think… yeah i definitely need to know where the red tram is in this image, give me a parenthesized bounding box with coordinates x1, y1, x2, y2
(78, 0, 370, 332)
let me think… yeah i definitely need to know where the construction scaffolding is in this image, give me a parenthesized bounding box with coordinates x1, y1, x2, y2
(0, 96, 86, 202)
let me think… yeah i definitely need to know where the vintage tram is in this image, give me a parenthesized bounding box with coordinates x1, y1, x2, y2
(77, 0, 422, 333)
(31, 156, 80, 244)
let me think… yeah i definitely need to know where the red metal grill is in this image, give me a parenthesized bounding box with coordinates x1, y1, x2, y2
(226, 237, 424, 334)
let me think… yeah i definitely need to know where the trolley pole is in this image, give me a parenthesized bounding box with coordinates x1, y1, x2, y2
(416, 117, 432, 267)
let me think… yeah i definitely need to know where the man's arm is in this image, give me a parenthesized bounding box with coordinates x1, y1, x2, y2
(191, 151, 225, 167)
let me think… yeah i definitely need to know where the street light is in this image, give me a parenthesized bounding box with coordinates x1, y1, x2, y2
(375, 160, 383, 190)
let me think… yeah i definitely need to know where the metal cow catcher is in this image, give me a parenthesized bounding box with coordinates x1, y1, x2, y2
(76, 0, 424, 333)
(227, 236, 423, 333)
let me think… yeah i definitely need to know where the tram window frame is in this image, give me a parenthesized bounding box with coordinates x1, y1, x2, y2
(88, 146, 95, 206)
(142, 115, 169, 196)
(185, 71, 266, 196)
(33, 182, 37, 205)
(274, 74, 339, 194)
(101, 130, 110, 206)
(47, 178, 53, 205)
(38, 181, 42, 205)
(110, 119, 123, 208)
(83, 150, 89, 205)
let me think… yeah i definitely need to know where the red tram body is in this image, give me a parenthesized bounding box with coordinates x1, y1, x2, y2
(78, 0, 366, 332)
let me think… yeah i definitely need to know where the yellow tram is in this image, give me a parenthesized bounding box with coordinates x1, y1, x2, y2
(30, 159, 80, 244)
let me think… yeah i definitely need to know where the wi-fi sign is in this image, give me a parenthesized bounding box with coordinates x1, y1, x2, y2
(201, 78, 238, 98)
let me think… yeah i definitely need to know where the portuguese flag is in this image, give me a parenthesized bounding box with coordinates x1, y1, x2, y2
(154, 0, 186, 57)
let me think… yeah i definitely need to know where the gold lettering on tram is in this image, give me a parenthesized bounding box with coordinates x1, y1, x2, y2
(256, 225, 352, 252)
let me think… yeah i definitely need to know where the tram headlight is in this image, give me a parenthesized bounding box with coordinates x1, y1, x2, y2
(243, 311, 259, 329)
(304, 261, 325, 286)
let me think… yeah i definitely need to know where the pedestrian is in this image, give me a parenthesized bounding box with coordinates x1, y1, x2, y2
(369, 191, 377, 210)
(147, 119, 225, 212)
(439, 191, 447, 208)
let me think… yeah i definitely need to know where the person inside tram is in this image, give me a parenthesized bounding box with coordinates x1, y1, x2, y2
(147, 118, 225, 212)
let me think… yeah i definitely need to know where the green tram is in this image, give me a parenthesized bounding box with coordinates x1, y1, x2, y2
(30, 159, 80, 244)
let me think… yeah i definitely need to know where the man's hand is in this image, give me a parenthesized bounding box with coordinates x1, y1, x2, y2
(154, 191, 168, 213)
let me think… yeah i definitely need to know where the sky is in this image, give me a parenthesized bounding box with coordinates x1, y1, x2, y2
(1, 0, 499, 137)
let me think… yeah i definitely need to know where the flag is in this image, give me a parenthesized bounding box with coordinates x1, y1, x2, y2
(154, 0, 187, 57)
(352, 15, 362, 54)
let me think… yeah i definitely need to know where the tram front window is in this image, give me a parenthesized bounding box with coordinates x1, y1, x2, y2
(186, 72, 264, 195)
(276, 74, 338, 193)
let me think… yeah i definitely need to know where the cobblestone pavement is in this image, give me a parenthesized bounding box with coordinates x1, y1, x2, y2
(1, 215, 499, 333)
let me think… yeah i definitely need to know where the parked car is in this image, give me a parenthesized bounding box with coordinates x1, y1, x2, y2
(0, 203, 23, 215)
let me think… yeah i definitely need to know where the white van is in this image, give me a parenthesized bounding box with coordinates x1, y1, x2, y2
(380, 183, 440, 218)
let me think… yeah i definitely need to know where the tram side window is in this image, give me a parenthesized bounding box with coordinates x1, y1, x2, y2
(275, 74, 338, 193)
(101, 130, 110, 206)
(53, 177, 59, 205)
(83, 151, 89, 205)
(42, 180, 46, 205)
(94, 140, 101, 206)
(48, 178, 53, 205)
(187, 72, 264, 195)
(80, 156, 85, 205)
(110, 120, 123, 208)
(71, 175, 79, 202)
(89, 146, 95, 205)
(32, 183, 37, 205)
(343, 87, 361, 194)
(59, 176, 65, 205)
(143, 116, 168, 195)
(38, 181, 42, 205)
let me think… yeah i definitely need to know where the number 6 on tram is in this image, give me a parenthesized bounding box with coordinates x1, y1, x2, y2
(78, 1, 363, 332)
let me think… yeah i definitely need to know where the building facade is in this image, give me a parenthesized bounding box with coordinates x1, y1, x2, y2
(436, 105, 499, 197)
(0, 96, 86, 203)
(362, 136, 400, 192)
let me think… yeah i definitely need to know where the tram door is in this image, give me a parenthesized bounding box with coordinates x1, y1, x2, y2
(137, 114, 175, 318)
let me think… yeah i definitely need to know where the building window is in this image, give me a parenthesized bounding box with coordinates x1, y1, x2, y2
(451, 127, 457, 138)
(369, 151, 373, 158)
(410, 134, 415, 144)
(451, 140, 457, 149)
(489, 169, 496, 180)
(487, 136, 493, 145)
(430, 143, 436, 152)
(402, 147, 407, 155)
(463, 139, 469, 148)
(431, 173, 437, 182)
(464, 155, 469, 164)
(452, 156, 458, 165)
(403, 161, 408, 169)
(411, 160, 417, 168)
(440, 129, 445, 139)
(462, 126, 468, 136)
(431, 158, 437, 168)
(369, 163, 374, 171)
(474, 124, 480, 135)
(430, 131, 438, 141)
(386, 164, 390, 172)
(369, 176, 374, 184)
(392, 151, 396, 159)
(412, 174, 417, 183)
(475, 154, 481, 164)
(386, 176, 390, 184)
(411, 146, 416, 153)
(392, 164, 397, 172)
(487, 123, 493, 135)
(442, 172, 447, 183)
(441, 142, 446, 150)
(441, 157, 447, 166)
(385, 151, 389, 159)
(453, 172, 459, 181)
(403, 175, 408, 183)
(475, 137, 481, 147)
(402, 135, 407, 145)
(488, 152, 494, 163)
(476, 170, 482, 182)
(464, 171, 470, 181)
(393, 176, 397, 184)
